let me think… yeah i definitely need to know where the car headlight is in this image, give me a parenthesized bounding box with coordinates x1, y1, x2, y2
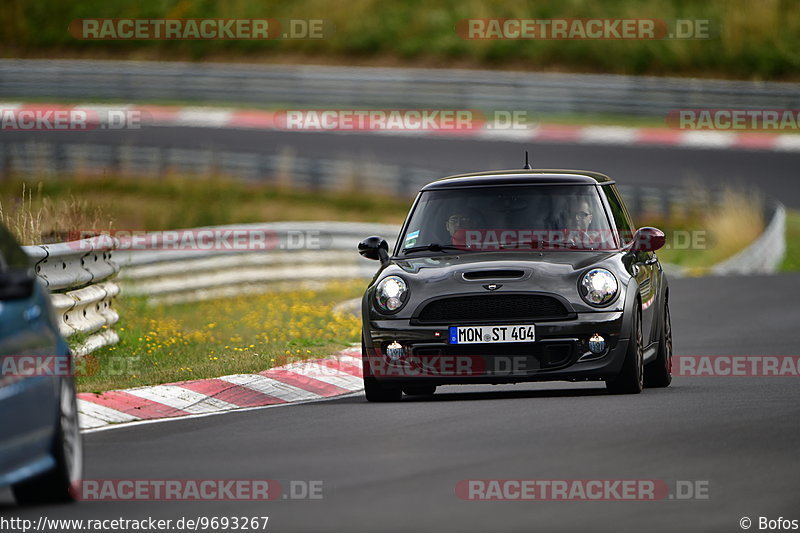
(375, 276, 408, 313)
(579, 268, 618, 306)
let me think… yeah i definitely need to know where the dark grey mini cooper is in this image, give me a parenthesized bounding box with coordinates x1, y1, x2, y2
(358, 169, 672, 402)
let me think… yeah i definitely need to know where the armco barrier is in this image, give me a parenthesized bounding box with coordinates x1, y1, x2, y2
(0, 141, 437, 199)
(711, 200, 786, 275)
(1, 59, 799, 116)
(22, 235, 120, 356)
(114, 222, 401, 304)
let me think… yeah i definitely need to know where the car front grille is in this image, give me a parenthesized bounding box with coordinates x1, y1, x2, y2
(415, 294, 571, 324)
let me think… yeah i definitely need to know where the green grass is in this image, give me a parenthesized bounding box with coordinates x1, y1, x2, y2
(638, 187, 766, 274)
(0, 175, 411, 244)
(2, 0, 800, 80)
(76, 280, 364, 393)
(780, 209, 800, 272)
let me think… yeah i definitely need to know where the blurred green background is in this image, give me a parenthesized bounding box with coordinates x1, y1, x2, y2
(1, 0, 798, 80)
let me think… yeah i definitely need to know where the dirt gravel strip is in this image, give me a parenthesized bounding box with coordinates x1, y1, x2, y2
(77, 347, 363, 431)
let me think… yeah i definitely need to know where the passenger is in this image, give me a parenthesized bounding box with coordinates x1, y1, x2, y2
(561, 197, 603, 248)
(563, 197, 594, 232)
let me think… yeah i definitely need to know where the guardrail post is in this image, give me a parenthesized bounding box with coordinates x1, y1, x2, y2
(259, 153, 274, 183)
(109, 143, 121, 175)
(661, 188, 672, 220)
(53, 142, 67, 175)
(0, 143, 6, 179)
(309, 159, 322, 191)
(158, 146, 169, 177)
(396, 166, 411, 197)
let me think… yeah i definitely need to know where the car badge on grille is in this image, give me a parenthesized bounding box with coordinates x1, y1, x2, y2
(483, 283, 502, 291)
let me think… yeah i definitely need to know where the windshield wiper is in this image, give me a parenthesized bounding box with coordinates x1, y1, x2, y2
(402, 243, 465, 254)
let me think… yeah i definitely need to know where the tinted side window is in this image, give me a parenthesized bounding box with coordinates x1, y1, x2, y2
(0, 225, 32, 270)
(602, 185, 635, 244)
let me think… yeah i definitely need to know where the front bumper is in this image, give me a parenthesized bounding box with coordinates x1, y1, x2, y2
(364, 312, 628, 384)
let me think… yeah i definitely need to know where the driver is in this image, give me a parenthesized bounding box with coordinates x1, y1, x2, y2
(561, 197, 602, 248)
(444, 208, 484, 247)
(446, 212, 477, 237)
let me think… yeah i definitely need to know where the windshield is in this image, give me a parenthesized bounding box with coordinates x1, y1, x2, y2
(398, 185, 616, 254)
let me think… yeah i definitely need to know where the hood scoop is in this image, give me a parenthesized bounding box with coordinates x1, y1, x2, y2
(461, 269, 525, 281)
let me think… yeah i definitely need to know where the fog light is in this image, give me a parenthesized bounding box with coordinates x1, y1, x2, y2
(386, 341, 406, 362)
(588, 333, 606, 354)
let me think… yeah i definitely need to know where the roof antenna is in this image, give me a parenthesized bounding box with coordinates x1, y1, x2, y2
(523, 150, 532, 169)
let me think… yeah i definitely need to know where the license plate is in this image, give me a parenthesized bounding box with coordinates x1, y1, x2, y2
(449, 325, 535, 344)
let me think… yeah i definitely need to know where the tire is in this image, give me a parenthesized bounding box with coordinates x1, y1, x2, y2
(644, 300, 673, 388)
(362, 337, 402, 402)
(606, 305, 644, 395)
(402, 384, 437, 396)
(364, 376, 402, 402)
(13, 376, 83, 505)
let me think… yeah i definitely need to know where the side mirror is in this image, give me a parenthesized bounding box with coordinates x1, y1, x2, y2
(631, 227, 666, 252)
(0, 268, 37, 301)
(358, 236, 389, 262)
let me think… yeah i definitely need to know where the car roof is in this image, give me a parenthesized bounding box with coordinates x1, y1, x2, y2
(420, 169, 614, 190)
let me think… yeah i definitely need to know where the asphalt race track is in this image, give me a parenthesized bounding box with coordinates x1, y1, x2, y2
(2, 273, 799, 532)
(2, 130, 799, 532)
(4, 125, 800, 208)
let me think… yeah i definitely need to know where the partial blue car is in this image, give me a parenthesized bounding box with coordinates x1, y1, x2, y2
(0, 223, 82, 505)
